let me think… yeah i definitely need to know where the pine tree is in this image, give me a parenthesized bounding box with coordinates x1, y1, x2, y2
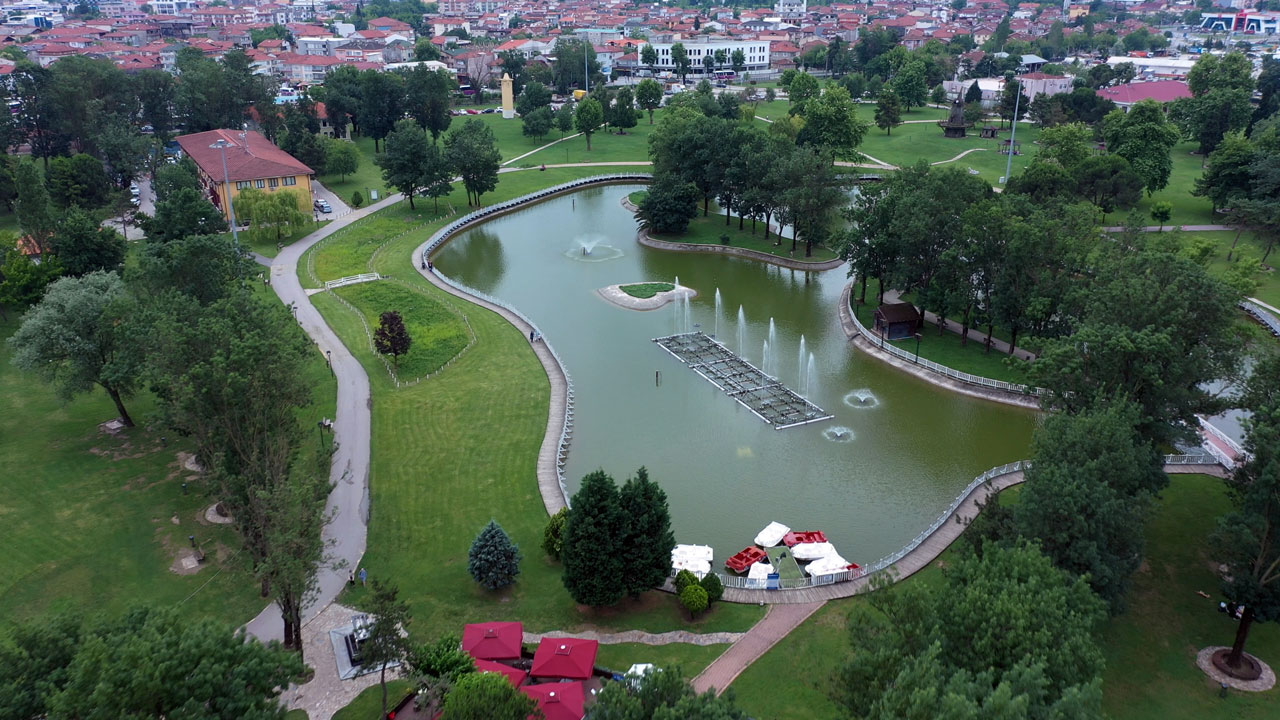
(373, 310, 412, 367)
(468, 520, 522, 590)
(619, 467, 675, 597)
(542, 507, 568, 559)
(562, 470, 627, 606)
(363, 581, 413, 719)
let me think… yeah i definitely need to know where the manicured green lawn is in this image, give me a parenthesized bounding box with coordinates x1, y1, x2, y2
(1135, 143, 1217, 228)
(316, 136, 391, 207)
(855, 120, 1042, 186)
(1187, 229, 1280, 309)
(305, 168, 765, 639)
(332, 281, 471, 381)
(332, 679, 414, 720)
(652, 212, 840, 263)
(594, 642, 730, 676)
(850, 279, 1032, 384)
(233, 219, 328, 259)
(731, 474, 1280, 720)
(283, 711, 308, 720)
(515, 122, 660, 167)
(619, 282, 674, 299)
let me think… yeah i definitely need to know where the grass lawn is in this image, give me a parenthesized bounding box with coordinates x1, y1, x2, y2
(619, 282, 674, 299)
(1188, 229, 1280, 309)
(332, 679, 414, 720)
(316, 136, 391, 207)
(765, 546, 803, 580)
(850, 278, 1032, 384)
(854, 120, 1042, 186)
(731, 474, 1280, 720)
(283, 711, 308, 720)
(594, 642, 730, 676)
(652, 212, 840, 263)
(332, 281, 471, 380)
(234, 219, 328, 259)
(515, 122, 659, 167)
(1135, 143, 1217, 229)
(305, 167, 765, 639)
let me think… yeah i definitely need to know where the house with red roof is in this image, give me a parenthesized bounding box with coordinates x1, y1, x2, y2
(1096, 79, 1192, 108)
(522, 681, 586, 720)
(530, 637, 599, 680)
(462, 621, 524, 660)
(175, 128, 314, 221)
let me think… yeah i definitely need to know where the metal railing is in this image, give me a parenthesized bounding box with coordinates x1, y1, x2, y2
(1242, 300, 1280, 337)
(846, 295, 1046, 397)
(689, 452, 1221, 594)
(324, 272, 381, 290)
(420, 174, 651, 507)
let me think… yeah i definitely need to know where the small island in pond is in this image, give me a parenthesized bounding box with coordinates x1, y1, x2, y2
(597, 282, 696, 311)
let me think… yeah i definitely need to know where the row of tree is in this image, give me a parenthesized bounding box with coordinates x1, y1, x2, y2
(377, 116, 501, 209)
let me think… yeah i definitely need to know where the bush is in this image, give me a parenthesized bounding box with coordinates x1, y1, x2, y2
(719, 233, 730, 245)
(542, 507, 568, 560)
(699, 572, 723, 603)
(680, 584, 709, 616)
(351, 190, 365, 208)
(674, 569, 699, 595)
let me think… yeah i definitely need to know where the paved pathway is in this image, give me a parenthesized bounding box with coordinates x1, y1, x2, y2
(1102, 224, 1232, 232)
(880, 289, 1037, 361)
(524, 629, 744, 646)
(691, 602, 825, 695)
(283, 603, 389, 720)
(243, 190, 405, 642)
(930, 147, 987, 166)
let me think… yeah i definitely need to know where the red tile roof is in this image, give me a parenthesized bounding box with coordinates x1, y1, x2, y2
(462, 621, 523, 660)
(520, 681, 585, 720)
(1096, 80, 1191, 105)
(530, 637, 598, 680)
(176, 129, 314, 182)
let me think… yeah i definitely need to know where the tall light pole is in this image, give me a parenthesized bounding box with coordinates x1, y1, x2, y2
(1001, 76, 1021, 185)
(210, 138, 240, 249)
(583, 39, 589, 94)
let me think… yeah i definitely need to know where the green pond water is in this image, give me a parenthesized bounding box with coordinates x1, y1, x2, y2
(433, 184, 1037, 565)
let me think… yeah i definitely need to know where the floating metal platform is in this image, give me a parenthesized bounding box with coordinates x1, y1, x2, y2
(653, 332, 833, 430)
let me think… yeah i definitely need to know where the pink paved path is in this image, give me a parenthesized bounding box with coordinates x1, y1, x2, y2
(692, 602, 826, 695)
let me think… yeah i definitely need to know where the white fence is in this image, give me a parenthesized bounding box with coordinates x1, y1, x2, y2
(421, 174, 652, 507)
(324, 273, 381, 290)
(845, 296, 1046, 397)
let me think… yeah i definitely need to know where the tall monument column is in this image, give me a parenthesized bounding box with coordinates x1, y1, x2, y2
(501, 73, 515, 119)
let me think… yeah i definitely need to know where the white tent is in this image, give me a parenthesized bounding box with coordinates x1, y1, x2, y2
(754, 521, 790, 547)
(790, 542, 837, 561)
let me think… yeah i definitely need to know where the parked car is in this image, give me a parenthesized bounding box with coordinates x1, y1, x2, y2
(314, 199, 332, 213)
(129, 183, 140, 196)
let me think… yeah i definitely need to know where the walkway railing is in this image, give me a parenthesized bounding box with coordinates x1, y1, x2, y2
(421, 174, 651, 507)
(1242, 300, 1280, 337)
(697, 453, 1219, 593)
(324, 272, 381, 290)
(845, 294, 1046, 397)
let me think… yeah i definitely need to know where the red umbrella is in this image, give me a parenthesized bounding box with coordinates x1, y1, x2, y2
(521, 681, 585, 720)
(475, 658, 528, 687)
(530, 637, 599, 680)
(462, 621, 524, 660)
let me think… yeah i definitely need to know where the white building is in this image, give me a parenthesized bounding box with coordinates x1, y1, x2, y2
(1106, 55, 1199, 79)
(774, 0, 806, 19)
(642, 38, 770, 75)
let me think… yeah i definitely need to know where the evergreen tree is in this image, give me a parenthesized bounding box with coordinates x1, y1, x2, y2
(964, 80, 983, 105)
(562, 470, 627, 606)
(699, 572, 724, 603)
(363, 581, 414, 718)
(680, 584, 708, 616)
(468, 520, 522, 590)
(542, 507, 568, 559)
(373, 310, 412, 367)
(619, 467, 675, 597)
(14, 160, 55, 252)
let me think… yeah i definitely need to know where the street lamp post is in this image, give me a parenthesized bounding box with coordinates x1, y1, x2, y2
(1001, 78, 1021, 185)
(914, 332, 922, 363)
(210, 139, 240, 249)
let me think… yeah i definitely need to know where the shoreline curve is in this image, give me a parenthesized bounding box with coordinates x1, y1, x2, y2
(597, 283, 697, 311)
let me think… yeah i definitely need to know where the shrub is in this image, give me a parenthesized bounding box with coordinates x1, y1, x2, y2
(680, 584, 709, 616)
(719, 233, 730, 245)
(674, 569, 699, 595)
(699, 572, 724, 603)
(542, 507, 568, 560)
(351, 190, 365, 208)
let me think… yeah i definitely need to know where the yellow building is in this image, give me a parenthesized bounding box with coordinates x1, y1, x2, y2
(176, 129, 315, 221)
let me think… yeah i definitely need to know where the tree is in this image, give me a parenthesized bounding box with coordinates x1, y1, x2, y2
(671, 43, 691, 84)
(415, 37, 442, 61)
(360, 69, 406, 152)
(1193, 131, 1254, 213)
(638, 174, 700, 234)
(153, 158, 202, 202)
(765, 87, 776, 104)
(14, 160, 56, 253)
(364, 581, 414, 718)
(515, 80, 551, 117)
(94, 117, 150, 189)
(373, 310, 412, 367)
(964, 80, 983, 105)
(404, 66, 457, 142)
(0, 247, 63, 311)
(236, 188, 309, 245)
(699, 572, 724, 603)
(8, 271, 139, 425)
(378, 119, 433, 209)
(612, 87, 638, 133)
(1211, 354, 1280, 673)
(542, 507, 568, 559)
(442, 671, 539, 720)
(1072, 153, 1142, 216)
(680, 584, 709, 616)
(636, 78, 663, 125)
(930, 84, 948, 105)
(47, 153, 111, 209)
(324, 137, 360, 181)
(1, 607, 302, 719)
(51, 207, 126, 276)
(444, 119, 501, 207)
(731, 48, 746, 74)
(1171, 88, 1254, 154)
(133, 233, 250, 305)
(796, 85, 868, 161)
(1036, 121, 1093, 171)
(618, 467, 674, 597)
(641, 44, 658, 73)
(561, 470, 627, 607)
(892, 60, 928, 110)
(134, 69, 176, 141)
(787, 72, 820, 110)
(555, 102, 575, 135)
(1103, 100, 1180, 195)
(997, 77, 1028, 128)
(419, 143, 455, 214)
(1150, 200, 1173, 230)
(1187, 51, 1255, 97)
(139, 187, 228, 244)
(702, 53, 715, 77)
(874, 89, 902, 135)
(574, 97, 605, 151)
(836, 543, 1106, 719)
(522, 105, 553, 139)
(468, 520, 522, 590)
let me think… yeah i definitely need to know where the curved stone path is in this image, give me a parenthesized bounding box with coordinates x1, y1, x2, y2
(524, 629, 744, 646)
